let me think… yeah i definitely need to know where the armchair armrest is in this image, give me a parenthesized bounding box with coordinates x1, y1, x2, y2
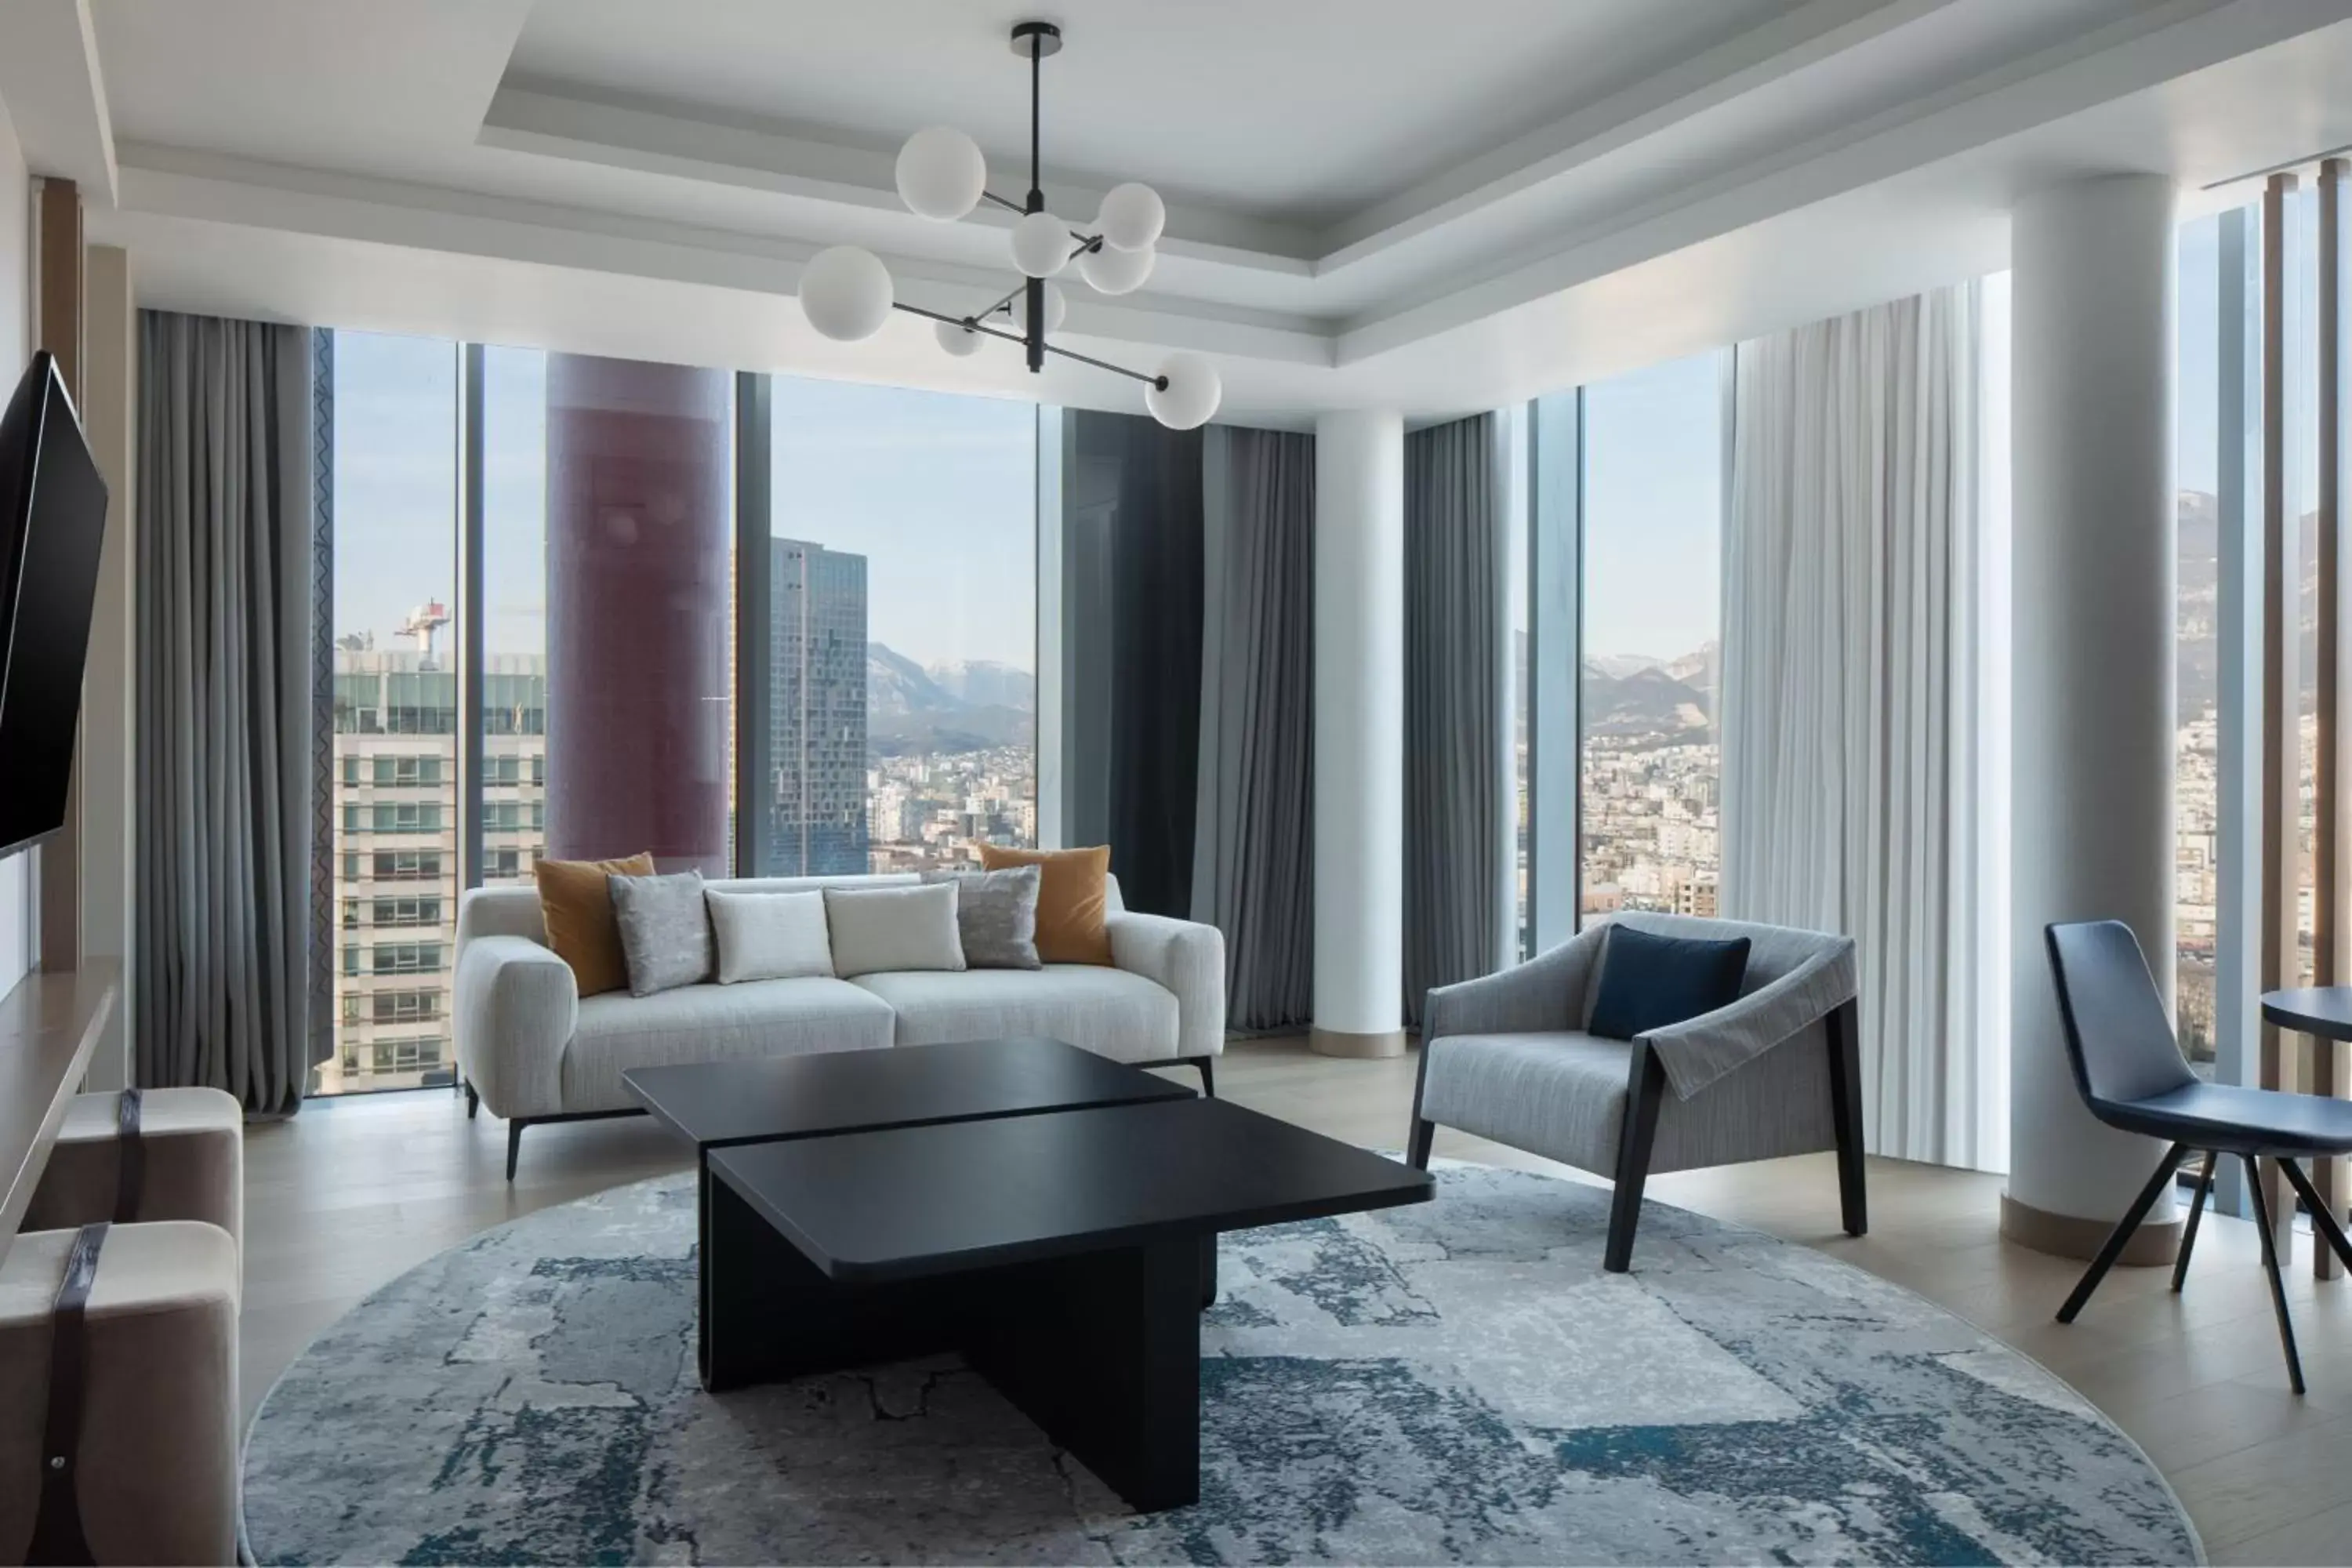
(1641, 937, 1858, 1099)
(453, 935, 579, 1119)
(1107, 912, 1227, 1061)
(1423, 926, 1606, 1041)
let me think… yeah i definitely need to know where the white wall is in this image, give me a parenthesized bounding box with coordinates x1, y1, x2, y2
(0, 93, 35, 1000)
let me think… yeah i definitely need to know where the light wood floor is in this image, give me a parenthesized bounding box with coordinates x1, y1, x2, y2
(245, 1038, 2352, 1565)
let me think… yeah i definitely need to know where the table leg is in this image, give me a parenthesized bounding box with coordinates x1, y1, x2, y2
(698, 1163, 953, 1392)
(961, 1236, 1202, 1512)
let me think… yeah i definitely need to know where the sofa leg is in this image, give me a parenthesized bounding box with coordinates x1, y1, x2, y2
(465, 1081, 479, 1121)
(1192, 1056, 1216, 1098)
(1824, 998, 1867, 1237)
(506, 1120, 525, 1183)
(1604, 1045, 1667, 1273)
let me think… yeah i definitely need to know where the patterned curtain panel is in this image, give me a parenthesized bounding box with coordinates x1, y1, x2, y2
(136, 310, 318, 1113)
(1402, 412, 1506, 1028)
(1719, 283, 1989, 1168)
(1194, 425, 1315, 1032)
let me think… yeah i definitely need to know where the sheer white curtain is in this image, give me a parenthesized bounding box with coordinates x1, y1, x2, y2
(1720, 282, 1998, 1169)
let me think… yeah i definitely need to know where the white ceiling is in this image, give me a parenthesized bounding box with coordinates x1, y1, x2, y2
(503, 0, 1802, 226)
(16, 0, 2352, 423)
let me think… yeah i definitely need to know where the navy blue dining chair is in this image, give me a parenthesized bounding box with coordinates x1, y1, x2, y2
(2045, 919, 2352, 1394)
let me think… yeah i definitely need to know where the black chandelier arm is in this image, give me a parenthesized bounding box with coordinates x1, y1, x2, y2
(980, 190, 1028, 216)
(978, 279, 1028, 321)
(893, 300, 1165, 390)
(1044, 339, 1167, 390)
(889, 300, 1027, 348)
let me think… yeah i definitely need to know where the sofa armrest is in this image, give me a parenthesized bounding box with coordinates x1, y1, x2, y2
(1107, 912, 1227, 1062)
(1640, 937, 1858, 1099)
(1423, 925, 1604, 1042)
(453, 935, 578, 1119)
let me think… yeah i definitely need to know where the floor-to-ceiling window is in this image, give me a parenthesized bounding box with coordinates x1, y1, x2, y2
(1577, 352, 1726, 923)
(763, 379, 1037, 875)
(479, 347, 550, 890)
(325, 332, 460, 1094)
(315, 336, 736, 1096)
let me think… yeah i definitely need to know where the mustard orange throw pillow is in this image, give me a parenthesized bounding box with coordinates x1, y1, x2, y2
(533, 851, 657, 996)
(978, 844, 1114, 965)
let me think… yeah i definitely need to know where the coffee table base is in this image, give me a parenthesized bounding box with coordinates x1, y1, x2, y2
(700, 1168, 1205, 1512)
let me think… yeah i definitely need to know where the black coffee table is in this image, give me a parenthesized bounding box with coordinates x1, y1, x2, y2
(705, 1095, 1432, 1512)
(624, 1039, 1198, 1386)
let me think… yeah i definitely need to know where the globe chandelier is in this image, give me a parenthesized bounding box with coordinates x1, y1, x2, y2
(794, 20, 1221, 430)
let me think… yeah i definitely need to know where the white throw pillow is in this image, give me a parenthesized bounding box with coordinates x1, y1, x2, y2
(823, 883, 967, 977)
(706, 887, 835, 983)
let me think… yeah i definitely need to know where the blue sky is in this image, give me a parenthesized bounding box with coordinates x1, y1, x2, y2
(333, 334, 1036, 670)
(1581, 351, 1724, 662)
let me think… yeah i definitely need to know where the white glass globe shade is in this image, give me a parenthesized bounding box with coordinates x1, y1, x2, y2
(1010, 210, 1073, 278)
(1095, 182, 1165, 252)
(895, 126, 986, 221)
(1079, 241, 1154, 296)
(1146, 352, 1220, 430)
(935, 319, 985, 358)
(1014, 281, 1068, 336)
(799, 246, 894, 341)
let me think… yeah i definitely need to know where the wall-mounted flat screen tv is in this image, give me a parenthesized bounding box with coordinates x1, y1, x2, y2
(0, 350, 107, 860)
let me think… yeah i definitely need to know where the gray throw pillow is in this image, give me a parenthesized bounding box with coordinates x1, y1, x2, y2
(921, 866, 1042, 969)
(608, 869, 713, 996)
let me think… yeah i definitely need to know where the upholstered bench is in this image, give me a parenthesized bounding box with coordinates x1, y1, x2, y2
(22, 1088, 243, 1264)
(0, 1221, 240, 1564)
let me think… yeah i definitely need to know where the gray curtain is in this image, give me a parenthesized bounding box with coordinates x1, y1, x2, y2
(1059, 411, 1203, 916)
(1403, 413, 1505, 1028)
(1192, 426, 1315, 1031)
(136, 310, 318, 1113)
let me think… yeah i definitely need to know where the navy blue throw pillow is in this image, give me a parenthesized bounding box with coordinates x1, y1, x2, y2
(1588, 924, 1751, 1042)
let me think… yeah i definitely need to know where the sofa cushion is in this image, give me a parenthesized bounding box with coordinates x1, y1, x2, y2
(920, 866, 1042, 970)
(824, 884, 967, 976)
(848, 966, 1179, 1064)
(532, 851, 655, 996)
(978, 844, 1113, 965)
(559, 978, 895, 1112)
(706, 887, 834, 983)
(609, 869, 715, 996)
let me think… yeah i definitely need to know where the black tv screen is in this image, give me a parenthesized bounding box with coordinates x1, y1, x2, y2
(0, 350, 107, 859)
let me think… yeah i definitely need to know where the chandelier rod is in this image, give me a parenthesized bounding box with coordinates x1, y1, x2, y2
(889, 299, 1169, 390)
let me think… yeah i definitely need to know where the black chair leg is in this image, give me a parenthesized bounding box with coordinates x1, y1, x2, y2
(2243, 1153, 2306, 1395)
(1603, 1046, 1667, 1274)
(1406, 1118, 1435, 1170)
(2279, 1156, 2352, 1276)
(2057, 1140, 2190, 1323)
(1194, 1056, 1216, 1098)
(506, 1120, 526, 1184)
(465, 1081, 479, 1121)
(2172, 1150, 2214, 1294)
(1824, 998, 1867, 1236)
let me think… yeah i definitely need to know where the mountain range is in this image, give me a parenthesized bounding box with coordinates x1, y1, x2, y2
(867, 643, 1036, 756)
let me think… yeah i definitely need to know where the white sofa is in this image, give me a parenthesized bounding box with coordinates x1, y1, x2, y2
(453, 872, 1226, 1177)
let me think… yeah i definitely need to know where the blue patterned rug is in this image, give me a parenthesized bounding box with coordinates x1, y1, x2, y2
(241, 1160, 2199, 1565)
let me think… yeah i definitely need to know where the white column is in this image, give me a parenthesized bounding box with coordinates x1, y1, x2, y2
(2005, 173, 2181, 1257)
(1312, 410, 1406, 1058)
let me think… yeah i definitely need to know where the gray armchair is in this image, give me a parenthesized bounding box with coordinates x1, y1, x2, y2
(1408, 911, 1864, 1271)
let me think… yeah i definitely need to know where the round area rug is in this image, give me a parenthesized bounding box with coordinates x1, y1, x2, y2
(241, 1161, 2199, 1566)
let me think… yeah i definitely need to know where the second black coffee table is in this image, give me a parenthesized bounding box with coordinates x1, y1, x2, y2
(706, 1095, 1432, 1511)
(624, 1037, 1197, 1388)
